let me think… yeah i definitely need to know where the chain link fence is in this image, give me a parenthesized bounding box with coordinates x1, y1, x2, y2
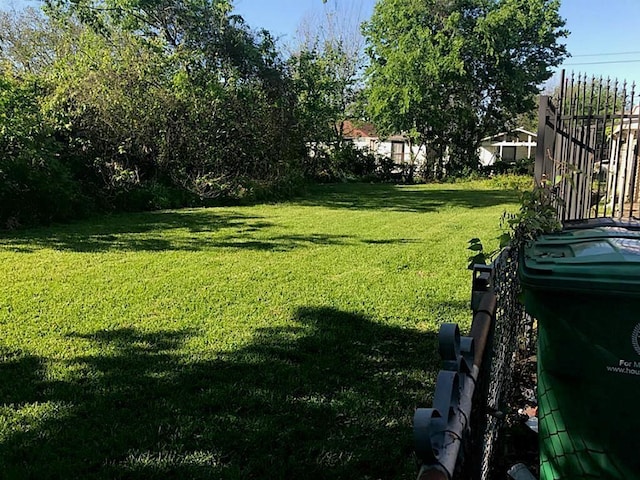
(414, 245, 538, 480)
(468, 246, 536, 480)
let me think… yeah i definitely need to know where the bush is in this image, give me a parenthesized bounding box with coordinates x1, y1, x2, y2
(0, 154, 86, 228)
(111, 181, 199, 212)
(308, 143, 379, 182)
(487, 157, 534, 176)
(376, 156, 397, 182)
(0, 73, 88, 228)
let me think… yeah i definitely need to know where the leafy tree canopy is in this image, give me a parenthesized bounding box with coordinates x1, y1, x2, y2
(363, 0, 568, 176)
(0, 1, 306, 228)
(289, 1, 365, 144)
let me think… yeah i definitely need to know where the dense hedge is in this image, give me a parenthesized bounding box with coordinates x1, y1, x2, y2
(1, 6, 410, 228)
(0, 4, 500, 229)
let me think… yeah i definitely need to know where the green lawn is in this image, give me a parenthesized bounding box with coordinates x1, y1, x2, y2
(0, 180, 521, 479)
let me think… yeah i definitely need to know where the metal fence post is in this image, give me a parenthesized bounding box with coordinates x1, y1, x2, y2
(535, 95, 551, 185)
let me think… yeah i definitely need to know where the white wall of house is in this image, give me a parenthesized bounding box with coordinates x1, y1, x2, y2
(478, 129, 537, 166)
(349, 136, 427, 165)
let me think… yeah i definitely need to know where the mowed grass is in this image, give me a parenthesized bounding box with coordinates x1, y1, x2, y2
(0, 181, 521, 479)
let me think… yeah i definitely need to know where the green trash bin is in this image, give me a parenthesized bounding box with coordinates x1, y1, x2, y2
(519, 221, 640, 479)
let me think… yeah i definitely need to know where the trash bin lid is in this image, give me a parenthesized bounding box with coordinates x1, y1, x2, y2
(520, 223, 640, 294)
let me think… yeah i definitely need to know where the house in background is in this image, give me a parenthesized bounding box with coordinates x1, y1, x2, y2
(342, 121, 427, 165)
(478, 128, 537, 166)
(607, 106, 640, 208)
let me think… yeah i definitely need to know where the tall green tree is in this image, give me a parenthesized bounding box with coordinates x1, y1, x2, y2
(42, 0, 302, 200)
(0, 0, 305, 227)
(363, 0, 567, 177)
(290, 44, 359, 140)
(289, 0, 368, 177)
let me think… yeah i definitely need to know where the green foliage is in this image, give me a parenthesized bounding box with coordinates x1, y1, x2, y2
(288, 1, 369, 179)
(363, 0, 568, 177)
(467, 237, 490, 268)
(291, 48, 340, 150)
(291, 44, 359, 140)
(0, 8, 61, 73)
(468, 174, 564, 268)
(311, 143, 378, 182)
(0, 4, 309, 228)
(487, 173, 535, 192)
(289, 33, 365, 178)
(489, 157, 535, 176)
(514, 100, 539, 133)
(0, 69, 86, 227)
(111, 181, 199, 212)
(504, 180, 563, 246)
(376, 156, 397, 182)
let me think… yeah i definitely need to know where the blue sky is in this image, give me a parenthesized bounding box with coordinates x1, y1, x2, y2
(233, 0, 376, 41)
(3, 0, 640, 86)
(232, 0, 640, 88)
(553, 0, 640, 87)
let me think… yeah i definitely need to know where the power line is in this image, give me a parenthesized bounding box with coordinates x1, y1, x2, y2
(572, 50, 640, 58)
(564, 59, 640, 66)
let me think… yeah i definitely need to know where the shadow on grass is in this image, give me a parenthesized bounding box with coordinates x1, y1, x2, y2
(0, 307, 438, 479)
(1, 183, 518, 254)
(0, 210, 273, 253)
(295, 183, 520, 213)
(0, 210, 420, 254)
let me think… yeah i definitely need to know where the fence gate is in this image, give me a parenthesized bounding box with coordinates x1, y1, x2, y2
(536, 71, 640, 221)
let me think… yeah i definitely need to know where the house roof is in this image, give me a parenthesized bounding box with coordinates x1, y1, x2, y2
(343, 120, 378, 139)
(481, 127, 537, 142)
(341, 121, 413, 143)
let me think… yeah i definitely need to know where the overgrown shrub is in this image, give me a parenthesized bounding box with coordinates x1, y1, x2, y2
(488, 157, 535, 176)
(308, 143, 378, 182)
(0, 72, 87, 227)
(0, 7, 308, 229)
(331, 143, 377, 179)
(111, 181, 199, 212)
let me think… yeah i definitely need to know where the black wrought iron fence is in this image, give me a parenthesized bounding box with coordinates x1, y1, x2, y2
(537, 71, 640, 221)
